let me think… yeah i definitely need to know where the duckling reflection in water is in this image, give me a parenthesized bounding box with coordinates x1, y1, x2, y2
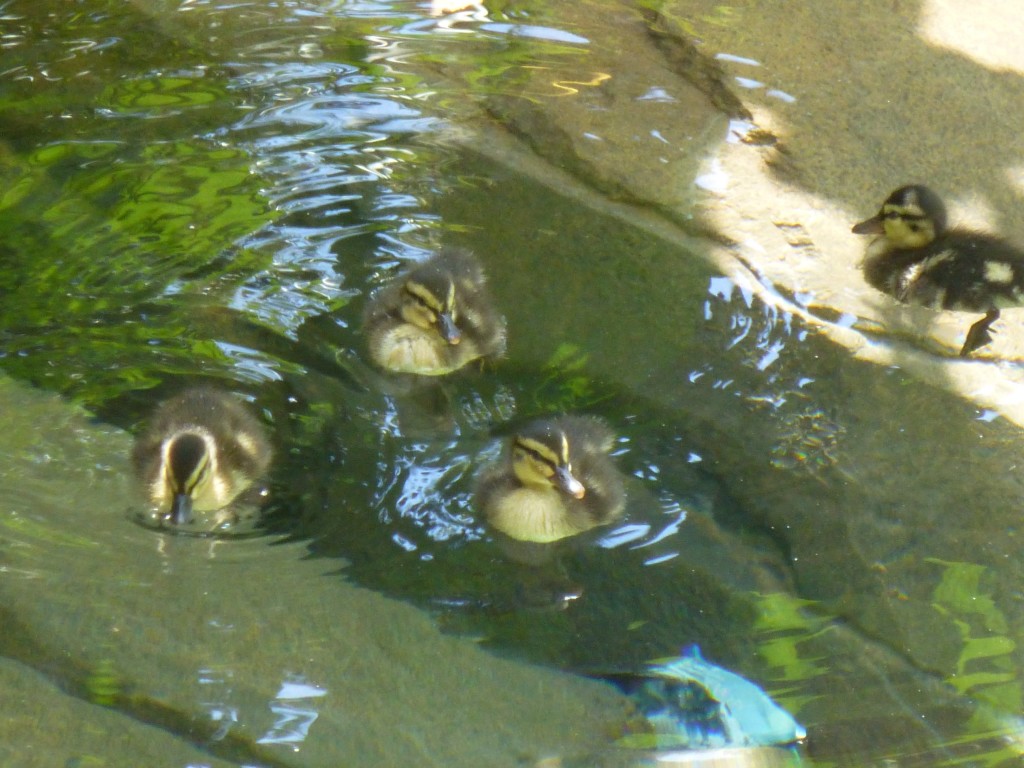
(476, 415, 626, 543)
(852, 184, 1024, 356)
(133, 388, 272, 525)
(364, 248, 506, 376)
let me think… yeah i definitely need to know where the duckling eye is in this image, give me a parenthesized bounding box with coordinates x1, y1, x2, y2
(403, 287, 439, 318)
(515, 444, 544, 464)
(513, 443, 556, 475)
(900, 214, 928, 230)
(883, 210, 928, 232)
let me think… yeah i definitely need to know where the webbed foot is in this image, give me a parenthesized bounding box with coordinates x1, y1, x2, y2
(959, 309, 1000, 357)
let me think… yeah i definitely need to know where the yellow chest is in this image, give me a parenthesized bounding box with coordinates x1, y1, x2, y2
(373, 324, 468, 375)
(487, 488, 581, 543)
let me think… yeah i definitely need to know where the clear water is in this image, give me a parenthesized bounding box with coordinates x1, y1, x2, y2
(3, 1, 1024, 766)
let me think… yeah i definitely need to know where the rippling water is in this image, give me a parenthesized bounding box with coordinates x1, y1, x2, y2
(4, 1, 1024, 766)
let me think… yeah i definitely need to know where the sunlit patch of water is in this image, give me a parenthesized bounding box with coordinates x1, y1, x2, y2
(597, 494, 692, 569)
(222, 57, 454, 340)
(197, 665, 240, 741)
(397, 2, 590, 46)
(706, 276, 796, 369)
(381, 442, 484, 548)
(256, 676, 329, 750)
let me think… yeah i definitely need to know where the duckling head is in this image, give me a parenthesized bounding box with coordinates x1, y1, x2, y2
(399, 273, 462, 346)
(511, 423, 586, 499)
(162, 429, 219, 524)
(365, 248, 506, 376)
(852, 184, 947, 249)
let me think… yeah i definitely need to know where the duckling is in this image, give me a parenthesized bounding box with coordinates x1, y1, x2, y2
(476, 415, 626, 543)
(132, 388, 272, 524)
(852, 184, 1024, 356)
(364, 248, 506, 376)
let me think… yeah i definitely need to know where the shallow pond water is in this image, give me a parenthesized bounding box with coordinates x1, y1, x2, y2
(4, 1, 1024, 766)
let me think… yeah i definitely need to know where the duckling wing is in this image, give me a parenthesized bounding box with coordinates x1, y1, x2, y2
(572, 451, 626, 526)
(907, 233, 1024, 312)
(558, 415, 617, 455)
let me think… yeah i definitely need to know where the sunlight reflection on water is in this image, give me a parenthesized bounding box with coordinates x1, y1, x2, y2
(257, 677, 329, 749)
(9, 1, 1024, 764)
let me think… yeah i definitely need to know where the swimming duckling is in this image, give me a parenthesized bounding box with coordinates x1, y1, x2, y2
(132, 388, 272, 524)
(852, 184, 1024, 356)
(364, 248, 506, 376)
(476, 416, 626, 543)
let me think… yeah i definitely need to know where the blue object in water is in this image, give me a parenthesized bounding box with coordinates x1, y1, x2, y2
(617, 645, 806, 750)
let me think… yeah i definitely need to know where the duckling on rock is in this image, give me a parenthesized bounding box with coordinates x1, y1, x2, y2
(364, 248, 506, 376)
(132, 388, 272, 525)
(476, 415, 626, 543)
(852, 184, 1024, 356)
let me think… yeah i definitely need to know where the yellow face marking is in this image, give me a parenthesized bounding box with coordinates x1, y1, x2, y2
(514, 437, 560, 468)
(511, 432, 584, 498)
(880, 203, 936, 248)
(401, 279, 460, 337)
(511, 437, 557, 486)
(400, 282, 442, 331)
(445, 281, 458, 322)
(405, 281, 443, 312)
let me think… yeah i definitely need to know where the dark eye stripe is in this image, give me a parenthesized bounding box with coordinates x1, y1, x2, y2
(404, 286, 431, 305)
(514, 441, 558, 469)
(404, 287, 443, 320)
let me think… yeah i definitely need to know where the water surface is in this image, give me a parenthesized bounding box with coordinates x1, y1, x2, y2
(3, 1, 1024, 766)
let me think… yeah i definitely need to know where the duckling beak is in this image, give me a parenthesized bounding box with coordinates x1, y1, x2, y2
(555, 466, 586, 499)
(852, 214, 885, 235)
(438, 312, 461, 345)
(170, 492, 194, 525)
